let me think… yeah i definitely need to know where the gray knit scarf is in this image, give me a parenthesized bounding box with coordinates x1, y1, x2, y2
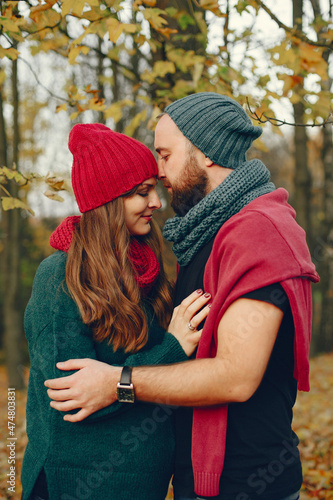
(163, 159, 275, 266)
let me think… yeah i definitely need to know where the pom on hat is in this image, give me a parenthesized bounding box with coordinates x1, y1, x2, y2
(165, 92, 262, 169)
(69, 124, 158, 213)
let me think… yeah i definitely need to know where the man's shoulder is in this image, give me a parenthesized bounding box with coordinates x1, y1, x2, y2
(215, 189, 297, 245)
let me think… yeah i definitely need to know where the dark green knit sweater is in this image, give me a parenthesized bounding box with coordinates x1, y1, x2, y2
(21, 251, 188, 500)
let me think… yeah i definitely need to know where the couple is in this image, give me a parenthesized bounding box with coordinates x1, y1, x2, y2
(22, 93, 319, 500)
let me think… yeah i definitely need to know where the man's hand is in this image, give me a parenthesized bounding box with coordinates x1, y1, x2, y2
(44, 359, 121, 422)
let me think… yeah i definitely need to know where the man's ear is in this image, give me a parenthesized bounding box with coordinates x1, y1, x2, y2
(205, 156, 214, 167)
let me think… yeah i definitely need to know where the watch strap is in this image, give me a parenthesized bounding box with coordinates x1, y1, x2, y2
(119, 366, 132, 386)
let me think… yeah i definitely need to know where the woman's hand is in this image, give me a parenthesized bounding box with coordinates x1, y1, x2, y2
(168, 289, 211, 356)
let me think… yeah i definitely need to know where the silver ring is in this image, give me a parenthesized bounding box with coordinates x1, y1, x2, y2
(188, 322, 196, 331)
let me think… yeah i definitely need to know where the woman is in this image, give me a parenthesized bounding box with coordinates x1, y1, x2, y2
(21, 124, 210, 500)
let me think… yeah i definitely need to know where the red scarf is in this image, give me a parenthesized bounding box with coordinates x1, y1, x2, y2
(49, 216, 160, 295)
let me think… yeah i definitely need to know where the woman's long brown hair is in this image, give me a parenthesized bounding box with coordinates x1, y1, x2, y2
(65, 195, 174, 353)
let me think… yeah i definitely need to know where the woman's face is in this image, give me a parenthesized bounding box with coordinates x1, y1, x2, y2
(123, 177, 162, 236)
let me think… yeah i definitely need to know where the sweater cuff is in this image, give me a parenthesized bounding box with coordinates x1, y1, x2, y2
(163, 332, 189, 363)
(194, 471, 221, 497)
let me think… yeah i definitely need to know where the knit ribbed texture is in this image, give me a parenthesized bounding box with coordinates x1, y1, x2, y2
(69, 124, 158, 213)
(165, 92, 262, 169)
(22, 251, 189, 500)
(193, 472, 221, 497)
(50, 216, 160, 295)
(49, 215, 80, 252)
(163, 159, 275, 266)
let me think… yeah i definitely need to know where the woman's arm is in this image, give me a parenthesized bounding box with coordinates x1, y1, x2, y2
(45, 290, 211, 421)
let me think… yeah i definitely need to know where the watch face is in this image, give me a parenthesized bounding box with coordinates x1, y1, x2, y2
(117, 386, 135, 403)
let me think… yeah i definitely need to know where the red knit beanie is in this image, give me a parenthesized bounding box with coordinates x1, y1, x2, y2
(69, 123, 158, 213)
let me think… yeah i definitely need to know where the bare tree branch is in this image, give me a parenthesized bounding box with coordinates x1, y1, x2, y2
(246, 98, 333, 127)
(18, 56, 69, 103)
(253, 0, 333, 50)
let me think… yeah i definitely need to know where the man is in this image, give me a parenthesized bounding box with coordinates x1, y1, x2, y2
(45, 93, 319, 500)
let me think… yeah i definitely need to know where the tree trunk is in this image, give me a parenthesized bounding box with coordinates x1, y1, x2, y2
(292, 0, 312, 247)
(2, 56, 25, 389)
(316, 121, 333, 352)
(97, 37, 106, 125)
(315, 6, 333, 352)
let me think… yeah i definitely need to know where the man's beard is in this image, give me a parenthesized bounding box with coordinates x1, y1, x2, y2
(170, 155, 210, 216)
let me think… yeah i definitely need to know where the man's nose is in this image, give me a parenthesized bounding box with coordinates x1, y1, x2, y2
(157, 162, 165, 179)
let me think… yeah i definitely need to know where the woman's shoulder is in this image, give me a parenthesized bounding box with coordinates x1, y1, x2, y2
(36, 251, 67, 279)
(31, 251, 68, 298)
(31, 251, 80, 317)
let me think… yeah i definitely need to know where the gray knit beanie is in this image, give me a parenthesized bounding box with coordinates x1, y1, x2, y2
(165, 92, 262, 169)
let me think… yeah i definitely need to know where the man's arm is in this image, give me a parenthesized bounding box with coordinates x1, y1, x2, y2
(133, 297, 283, 405)
(46, 298, 283, 421)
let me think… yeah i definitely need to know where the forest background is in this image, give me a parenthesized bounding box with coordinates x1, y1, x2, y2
(0, 0, 332, 498)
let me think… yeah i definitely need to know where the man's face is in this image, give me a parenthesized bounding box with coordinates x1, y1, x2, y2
(154, 115, 210, 216)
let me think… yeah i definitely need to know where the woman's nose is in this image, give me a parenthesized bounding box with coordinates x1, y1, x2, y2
(148, 191, 162, 210)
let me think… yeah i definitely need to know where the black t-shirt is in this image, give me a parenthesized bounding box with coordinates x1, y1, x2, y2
(172, 239, 303, 500)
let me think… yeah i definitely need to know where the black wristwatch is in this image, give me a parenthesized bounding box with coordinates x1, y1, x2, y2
(117, 366, 135, 403)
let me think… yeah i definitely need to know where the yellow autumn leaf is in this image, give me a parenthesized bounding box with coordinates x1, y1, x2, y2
(30, 4, 60, 28)
(106, 19, 136, 43)
(62, 0, 99, 17)
(88, 97, 106, 112)
(56, 103, 67, 113)
(104, 99, 134, 122)
(71, 26, 94, 46)
(44, 190, 65, 202)
(68, 46, 81, 65)
(104, 103, 123, 122)
(171, 79, 195, 99)
(45, 176, 67, 191)
(270, 42, 298, 69)
(0, 167, 25, 184)
(70, 111, 82, 120)
(124, 109, 148, 137)
(154, 60, 176, 77)
(30, 35, 69, 55)
(167, 48, 205, 73)
(278, 74, 304, 95)
(142, 60, 176, 84)
(142, 0, 157, 6)
(1, 196, 35, 215)
(298, 46, 328, 78)
(0, 17, 21, 33)
(106, 17, 124, 43)
(199, 0, 226, 17)
(147, 106, 163, 130)
(30, 0, 58, 17)
(68, 44, 90, 64)
(0, 46, 19, 60)
(289, 93, 302, 104)
(298, 42, 324, 63)
(143, 8, 168, 30)
(71, 91, 86, 101)
(123, 23, 138, 35)
(157, 27, 178, 39)
(310, 93, 332, 118)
